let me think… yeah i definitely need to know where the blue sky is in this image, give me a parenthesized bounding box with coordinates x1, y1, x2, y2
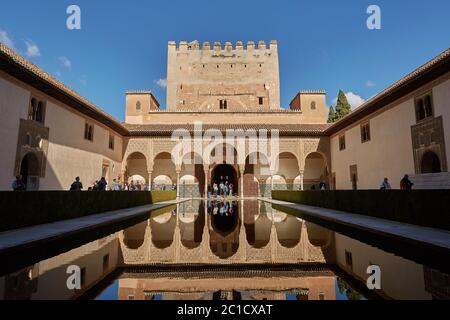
(1, 0, 449, 121)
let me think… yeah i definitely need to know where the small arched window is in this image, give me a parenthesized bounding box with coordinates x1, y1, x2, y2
(415, 93, 434, 122)
(311, 101, 316, 110)
(25, 133, 32, 146)
(29, 98, 37, 120)
(136, 101, 141, 111)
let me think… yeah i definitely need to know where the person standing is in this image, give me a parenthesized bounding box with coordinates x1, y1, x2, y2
(12, 175, 26, 191)
(319, 181, 326, 190)
(70, 177, 83, 191)
(219, 181, 224, 196)
(97, 177, 108, 191)
(400, 174, 414, 190)
(380, 178, 391, 190)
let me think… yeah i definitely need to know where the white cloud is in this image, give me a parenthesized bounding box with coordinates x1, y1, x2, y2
(0, 29, 15, 49)
(154, 78, 167, 89)
(24, 40, 41, 57)
(366, 80, 376, 87)
(58, 56, 72, 68)
(332, 92, 366, 110)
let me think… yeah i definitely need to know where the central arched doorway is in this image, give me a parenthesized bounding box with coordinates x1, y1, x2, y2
(421, 151, 442, 173)
(211, 164, 238, 195)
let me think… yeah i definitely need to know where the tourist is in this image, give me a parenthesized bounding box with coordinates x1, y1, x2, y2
(400, 174, 414, 190)
(380, 178, 391, 190)
(213, 183, 218, 197)
(319, 181, 326, 190)
(136, 181, 142, 191)
(92, 180, 99, 191)
(110, 179, 121, 191)
(219, 181, 224, 196)
(224, 182, 229, 197)
(12, 175, 26, 191)
(229, 183, 233, 196)
(70, 176, 83, 191)
(129, 180, 136, 191)
(97, 177, 108, 191)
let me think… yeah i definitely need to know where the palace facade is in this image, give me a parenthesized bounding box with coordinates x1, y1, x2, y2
(0, 42, 449, 194)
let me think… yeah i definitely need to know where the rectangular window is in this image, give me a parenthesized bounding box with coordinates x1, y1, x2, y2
(339, 134, 346, 151)
(84, 122, 94, 142)
(318, 293, 325, 300)
(219, 100, 227, 110)
(360, 122, 371, 143)
(345, 250, 353, 269)
(108, 134, 115, 150)
(259, 97, 264, 105)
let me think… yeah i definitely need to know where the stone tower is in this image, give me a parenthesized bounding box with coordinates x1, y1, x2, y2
(166, 40, 281, 111)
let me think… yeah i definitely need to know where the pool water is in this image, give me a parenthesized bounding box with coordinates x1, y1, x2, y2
(0, 200, 447, 300)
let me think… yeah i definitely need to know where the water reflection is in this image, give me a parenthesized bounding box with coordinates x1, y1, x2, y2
(111, 267, 343, 300)
(0, 200, 449, 300)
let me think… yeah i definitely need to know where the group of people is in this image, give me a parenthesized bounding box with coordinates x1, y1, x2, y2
(210, 200, 236, 217)
(311, 181, 328, 190)
(69, 177, 177, 191)
(212, 176, 234, 197)
(70, 176, 108, 191)
(379, 175, 414, 190)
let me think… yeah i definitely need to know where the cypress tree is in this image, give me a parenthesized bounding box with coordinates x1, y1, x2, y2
(335, 90, 351, 119)
(328, 106, 336, 123)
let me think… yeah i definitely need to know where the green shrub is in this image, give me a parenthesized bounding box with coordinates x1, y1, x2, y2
(272, 190, 450, 230)
(0, 190, 176, 232)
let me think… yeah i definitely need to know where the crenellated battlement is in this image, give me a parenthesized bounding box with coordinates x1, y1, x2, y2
(168, 40, 278, 51)
(166, 38, 281, 111)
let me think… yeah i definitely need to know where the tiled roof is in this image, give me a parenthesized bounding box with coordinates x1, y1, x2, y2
(0, 43, 128, 135)
(326, 47, 450, 134)
(124, 123, 331, 136)
(2, 41, 449, 138)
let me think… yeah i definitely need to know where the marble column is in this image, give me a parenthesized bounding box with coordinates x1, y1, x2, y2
(176, 170, 181, 198)
(147, 171, 153, 190)
(240, 167, 245, 198)
(204, 168, 209, 198)
(299, 170, 304, 191)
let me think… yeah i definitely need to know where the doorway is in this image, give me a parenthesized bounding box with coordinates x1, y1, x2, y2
(20, 153, 40, 190)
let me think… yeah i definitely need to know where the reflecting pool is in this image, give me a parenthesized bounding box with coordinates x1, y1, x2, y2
(0, 200, 448, 300)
